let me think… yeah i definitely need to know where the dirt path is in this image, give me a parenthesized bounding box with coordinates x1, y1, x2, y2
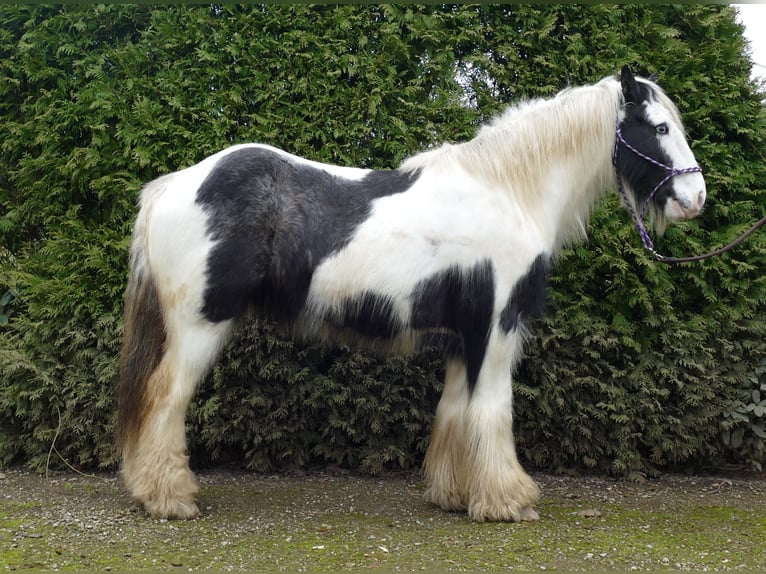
(1, 467, 764, 571)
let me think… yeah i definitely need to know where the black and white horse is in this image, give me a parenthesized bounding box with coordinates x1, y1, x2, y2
(117, 67, 706, 521)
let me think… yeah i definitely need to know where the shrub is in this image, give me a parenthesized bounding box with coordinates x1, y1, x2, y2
(1, 4, 764, 476)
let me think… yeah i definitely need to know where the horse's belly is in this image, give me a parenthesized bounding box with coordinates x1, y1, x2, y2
(302, 185, 543, 347)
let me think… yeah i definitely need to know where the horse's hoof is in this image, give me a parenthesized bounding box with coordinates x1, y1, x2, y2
(468, 500, 539, 522)
(144, 497, 200, 520)
(519, 506, 540, 521)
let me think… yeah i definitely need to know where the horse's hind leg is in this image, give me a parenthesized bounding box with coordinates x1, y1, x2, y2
(121, 315, 232, 519)
(423, 359, 470, 511)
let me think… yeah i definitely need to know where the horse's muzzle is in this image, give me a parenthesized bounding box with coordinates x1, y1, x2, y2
(670, 188, 706, 219)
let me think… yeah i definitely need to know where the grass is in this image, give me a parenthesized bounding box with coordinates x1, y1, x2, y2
(1, 468, 764, 571)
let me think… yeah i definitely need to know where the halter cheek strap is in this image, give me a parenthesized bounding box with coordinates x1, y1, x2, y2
(612, 121, 703, 257)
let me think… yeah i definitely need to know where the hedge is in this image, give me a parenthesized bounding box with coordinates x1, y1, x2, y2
(1, 4, 765, 476)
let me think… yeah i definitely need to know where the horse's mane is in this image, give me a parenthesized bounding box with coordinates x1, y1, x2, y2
(401, 77, 623, 192)
(402, 75, 684, 196)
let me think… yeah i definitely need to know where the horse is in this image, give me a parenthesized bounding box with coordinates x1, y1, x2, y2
(117, 66, 706, 522)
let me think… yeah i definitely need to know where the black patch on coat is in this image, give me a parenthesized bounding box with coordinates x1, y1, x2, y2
(615, 85, 675, 210)
(327, 291, 401, 340)
(499, 253, 549, 334)
(195, 147, 419, 323)
(411, 259, 495, 392)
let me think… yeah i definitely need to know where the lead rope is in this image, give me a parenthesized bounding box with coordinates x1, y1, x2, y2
(613, 122, 766, 264)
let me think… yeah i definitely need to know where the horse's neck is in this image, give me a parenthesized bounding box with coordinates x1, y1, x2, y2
(478, 87, 619, 252)
(532, 131, 617, 252)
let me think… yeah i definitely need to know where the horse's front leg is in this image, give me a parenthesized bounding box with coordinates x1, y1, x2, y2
(423, 359, 471, 511)
(464, 325, 541, 522)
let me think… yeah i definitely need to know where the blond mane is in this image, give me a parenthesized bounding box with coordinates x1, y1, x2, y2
(401, 77, 624, 194)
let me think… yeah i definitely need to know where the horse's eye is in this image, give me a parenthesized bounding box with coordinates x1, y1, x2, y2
(655, 123, 669, 135)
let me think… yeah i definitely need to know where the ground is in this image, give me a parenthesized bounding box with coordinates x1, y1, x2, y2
(1, 466, 764, 571)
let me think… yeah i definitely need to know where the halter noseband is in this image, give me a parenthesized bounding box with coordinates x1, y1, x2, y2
(612, 121, 703, 259)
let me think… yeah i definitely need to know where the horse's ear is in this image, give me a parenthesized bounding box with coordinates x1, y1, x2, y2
(620, 65, 640, 104)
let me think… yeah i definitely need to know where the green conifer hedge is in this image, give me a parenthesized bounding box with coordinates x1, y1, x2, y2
(1, 4, 764, 475)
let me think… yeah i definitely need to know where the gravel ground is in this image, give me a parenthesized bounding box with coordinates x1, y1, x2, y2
(1, 466, 764, 571)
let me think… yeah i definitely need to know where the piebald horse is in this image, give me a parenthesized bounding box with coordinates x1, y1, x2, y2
(117, 67, 706, 521)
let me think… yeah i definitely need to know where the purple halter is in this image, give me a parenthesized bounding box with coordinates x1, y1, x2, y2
(613, 121, 703, 256)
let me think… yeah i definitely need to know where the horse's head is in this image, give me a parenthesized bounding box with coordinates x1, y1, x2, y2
(614, 66, 706, 233)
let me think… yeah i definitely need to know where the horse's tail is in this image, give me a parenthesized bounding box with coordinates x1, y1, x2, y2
(116, 177, 169, 456)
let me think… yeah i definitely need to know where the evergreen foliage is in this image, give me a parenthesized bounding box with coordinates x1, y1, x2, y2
(1, 5, 764, 475)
